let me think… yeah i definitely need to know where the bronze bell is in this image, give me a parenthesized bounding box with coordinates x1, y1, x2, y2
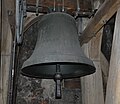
(21, 12, 96, 99)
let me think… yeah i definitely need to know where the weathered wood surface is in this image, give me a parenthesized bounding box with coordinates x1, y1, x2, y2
(26, 0, 92, 13)
(105, 8, 120, 104)
(0, 0, 1, 48)
(1, 29, 13, 104)
(81, 30, 104, 104)
(80, 0, 120, 45)
(0, 0, 13, 104)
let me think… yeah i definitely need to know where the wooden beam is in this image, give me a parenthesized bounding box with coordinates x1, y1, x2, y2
(0, 0, 14, 104)
(26, 0, 92, 12)
(80, 0, 120, 45)
(81, 30, 104, 104)
(0, 0, 2, 53)
(105, 8, 120, 104)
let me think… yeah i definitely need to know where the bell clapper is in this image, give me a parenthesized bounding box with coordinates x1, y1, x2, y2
(54, 64, 63, 99)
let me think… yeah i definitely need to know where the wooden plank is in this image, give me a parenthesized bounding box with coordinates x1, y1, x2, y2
(26, 0, 92, 12)
(0, 0, 13, 104)
(81, 61, 104, 104)
(1, 0, 13, 55)
(80, 0, 120, 45)
(105, 8, 120, 104)
(0, 0, 1, 54)
(88, 30, 102, 60)
(0, 0, 1, 40)
(81, 30, 104, 104)
(1, 56, 12, 104)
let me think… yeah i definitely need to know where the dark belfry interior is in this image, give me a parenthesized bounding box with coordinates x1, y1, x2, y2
(2, 0, 120, 104)
(101, 14, 116, 62)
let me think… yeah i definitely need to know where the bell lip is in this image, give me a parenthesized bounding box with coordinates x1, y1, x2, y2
(21, 62, 96, 79)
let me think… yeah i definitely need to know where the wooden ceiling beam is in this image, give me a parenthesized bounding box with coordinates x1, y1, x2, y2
(26, 0, 92, 12)
(80, 0, 120, 45)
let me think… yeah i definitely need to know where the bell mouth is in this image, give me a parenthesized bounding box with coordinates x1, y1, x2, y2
(21, 62, 96, 79)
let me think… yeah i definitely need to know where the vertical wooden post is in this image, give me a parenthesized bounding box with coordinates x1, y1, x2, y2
(81, 30, 104, 104)
(0, 0, 13, 104)
(105, 8, 120, 104)
(0, 0, 1, 42)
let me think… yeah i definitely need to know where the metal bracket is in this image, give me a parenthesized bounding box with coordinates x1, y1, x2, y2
(16, 0, 27, 44)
